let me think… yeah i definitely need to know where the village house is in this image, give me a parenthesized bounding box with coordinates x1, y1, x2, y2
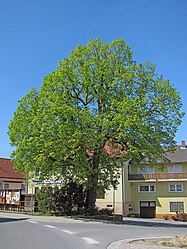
(0, 158, 25, 210)
(96, 140, 187, 219)
(1, 140, 187, 218)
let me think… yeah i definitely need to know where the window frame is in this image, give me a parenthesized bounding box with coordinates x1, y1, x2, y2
(139, 184, 156, 193)
(168, 183, 183, 192)
(170, 202, 184, 212)
(168, 164, 182, 173)
(138, 166, 155, 174)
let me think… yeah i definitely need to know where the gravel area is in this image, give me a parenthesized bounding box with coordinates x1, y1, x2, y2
(108, 235, 187, 249)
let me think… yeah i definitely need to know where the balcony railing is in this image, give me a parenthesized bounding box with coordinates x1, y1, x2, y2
(128, 172, 187, 181)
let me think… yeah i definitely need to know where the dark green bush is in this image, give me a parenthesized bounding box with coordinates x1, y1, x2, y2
(36, 181, 112, 217)
(36, 181, 87, 216)
(36, 186, 53, 215)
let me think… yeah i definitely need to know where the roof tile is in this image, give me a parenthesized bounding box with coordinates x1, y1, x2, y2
(0, 158, 24, 182)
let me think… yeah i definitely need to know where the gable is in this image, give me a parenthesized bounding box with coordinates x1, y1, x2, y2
(0, 158, 24, 182)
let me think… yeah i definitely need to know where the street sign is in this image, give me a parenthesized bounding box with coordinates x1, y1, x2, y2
(31, 183, 35, 188)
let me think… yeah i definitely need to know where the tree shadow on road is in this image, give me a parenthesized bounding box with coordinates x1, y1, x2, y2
(123, 220, 187, 228)
(0, 217, 28, 223)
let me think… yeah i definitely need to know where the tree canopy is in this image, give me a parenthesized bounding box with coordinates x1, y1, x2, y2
(9, 38, 184, 208)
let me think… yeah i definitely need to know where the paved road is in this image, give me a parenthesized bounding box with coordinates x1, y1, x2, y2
(0, 212, 187, 249)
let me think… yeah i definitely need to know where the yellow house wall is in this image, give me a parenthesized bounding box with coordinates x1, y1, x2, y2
(96, 162, 131, 215)
(131, 181, 187, 217)
(131, 182, 157, 215)
(156, 181, 187, 216)
(96, 173, 123, 214)
(95, 162, 187, 217)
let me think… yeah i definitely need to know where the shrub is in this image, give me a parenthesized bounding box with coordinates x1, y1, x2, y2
(36, 181, 87, 216)
(172, 212, 187, 222)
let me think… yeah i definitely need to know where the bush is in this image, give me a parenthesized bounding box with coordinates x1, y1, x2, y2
(36, 181, 87, 216)
(36, 182, 113, 217)
(36, 187, 53, 215)
(172, 212, 187, 222)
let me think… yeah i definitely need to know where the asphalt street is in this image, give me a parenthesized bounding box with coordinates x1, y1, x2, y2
(0, 212, 187, 249)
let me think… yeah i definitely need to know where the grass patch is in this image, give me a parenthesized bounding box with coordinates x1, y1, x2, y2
(161, 241, 187, 248)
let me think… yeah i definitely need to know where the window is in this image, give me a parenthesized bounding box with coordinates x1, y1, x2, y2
(168, 165, 182, 173)
(150, 185, 155, 192)
(140, 186, 149, 192)
(4, 183, 9, 189)
(5, 191, 20, 205)
(140, 201, 155, 207)
(170, 202, 184, 212)
(138, 166, 155, 174)
(140, 202, 149, 207)
(169, 184, 183, 192)
(139, 185, 155, 192)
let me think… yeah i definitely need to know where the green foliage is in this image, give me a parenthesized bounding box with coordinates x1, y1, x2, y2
(9, 38, 184, 208)
(36, 186, 53, 215)
(36, 182, 87, 216)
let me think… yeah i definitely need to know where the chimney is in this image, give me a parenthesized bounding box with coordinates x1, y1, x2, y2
(181, 140, 186, 148)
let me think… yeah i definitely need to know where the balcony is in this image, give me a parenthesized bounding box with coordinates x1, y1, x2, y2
(128, 172, 187, 181)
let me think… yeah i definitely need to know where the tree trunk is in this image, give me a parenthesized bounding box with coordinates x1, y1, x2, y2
(86, 187, 97, 210)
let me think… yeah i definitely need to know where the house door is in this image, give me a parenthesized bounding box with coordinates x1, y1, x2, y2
(140, 201, 156, 218)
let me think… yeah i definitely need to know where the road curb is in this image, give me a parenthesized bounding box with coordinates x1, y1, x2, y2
(107, 236, 172, 249)
(107, 238, 133, 249)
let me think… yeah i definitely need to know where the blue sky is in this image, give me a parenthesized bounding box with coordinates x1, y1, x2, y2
(0, 0, 187, 158)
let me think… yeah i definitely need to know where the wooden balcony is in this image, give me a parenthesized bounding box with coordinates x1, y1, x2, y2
(128, 172, 187, 181)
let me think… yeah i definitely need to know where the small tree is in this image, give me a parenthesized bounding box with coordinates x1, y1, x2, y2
(36, 187, 53, 215)
(9, 38, 184, 210)
(52, 186, 64, 215)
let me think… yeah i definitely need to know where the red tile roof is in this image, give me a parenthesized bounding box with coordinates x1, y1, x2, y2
(0, 158, 24, 182)
(87, 141, 127, 157)
(104, 141, 127, 156)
